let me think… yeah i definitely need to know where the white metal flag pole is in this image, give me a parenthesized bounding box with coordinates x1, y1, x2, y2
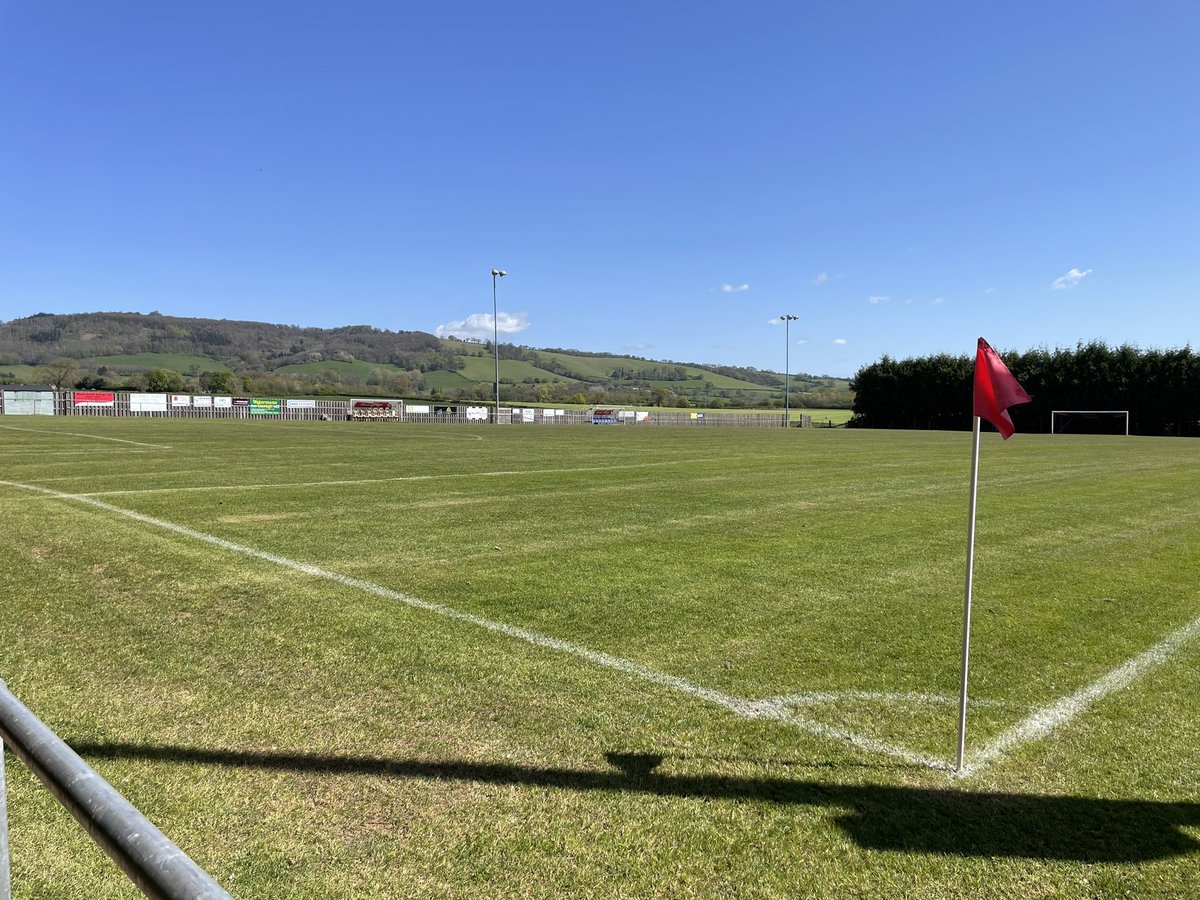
(957, 415, 983, 772)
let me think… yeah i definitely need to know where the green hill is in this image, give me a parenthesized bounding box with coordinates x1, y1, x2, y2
(0, 311, 852, 409)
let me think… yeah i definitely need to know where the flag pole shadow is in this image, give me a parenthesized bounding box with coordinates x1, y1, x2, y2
(63, 739, 1200, 864)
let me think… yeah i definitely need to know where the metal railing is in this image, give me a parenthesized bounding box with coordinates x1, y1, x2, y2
(0, 680, 231, 899)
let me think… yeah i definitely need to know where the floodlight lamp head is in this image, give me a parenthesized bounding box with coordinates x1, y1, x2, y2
(492, 269, 507, 277)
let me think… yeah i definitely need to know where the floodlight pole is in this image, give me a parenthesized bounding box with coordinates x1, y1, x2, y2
(781, 315, 798, 428)
(491, 269, 506, 422)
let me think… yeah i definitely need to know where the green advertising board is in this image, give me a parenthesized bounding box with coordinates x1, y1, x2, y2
(249, 398, 281, 416)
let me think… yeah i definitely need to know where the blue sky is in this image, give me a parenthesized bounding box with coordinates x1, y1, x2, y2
(3, 1, 1196, 377)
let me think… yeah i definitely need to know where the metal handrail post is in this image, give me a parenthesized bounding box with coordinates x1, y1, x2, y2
(1, 728, 10, 900)
(0, 680, 231, 899)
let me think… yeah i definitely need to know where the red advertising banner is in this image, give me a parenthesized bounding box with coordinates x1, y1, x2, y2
(74, 391, 115, 406)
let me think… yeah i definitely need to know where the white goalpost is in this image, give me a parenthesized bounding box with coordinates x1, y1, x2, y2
(1050, 410, 1130, 435)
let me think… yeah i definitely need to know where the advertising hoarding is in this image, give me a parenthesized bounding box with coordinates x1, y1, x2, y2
(129, 394, 168, 413)
(249, 398, 281, 416)
(74, 391, 115, 406)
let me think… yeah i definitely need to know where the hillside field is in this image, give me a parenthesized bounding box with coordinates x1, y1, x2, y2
(85, 353, 235, 374)
(1, 420, 1197, 898)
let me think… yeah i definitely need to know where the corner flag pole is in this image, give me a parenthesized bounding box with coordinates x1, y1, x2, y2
(957, 415, 982, 772)
(959, 338, 1030, 773)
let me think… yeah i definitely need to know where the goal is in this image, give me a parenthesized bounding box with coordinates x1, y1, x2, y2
(1050, 410, 1130, 435)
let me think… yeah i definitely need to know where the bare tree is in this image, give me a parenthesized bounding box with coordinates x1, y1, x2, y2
(37, 356, 78, 388)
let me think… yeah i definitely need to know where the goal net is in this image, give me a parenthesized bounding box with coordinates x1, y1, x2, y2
(1050, 410, 1130, 435)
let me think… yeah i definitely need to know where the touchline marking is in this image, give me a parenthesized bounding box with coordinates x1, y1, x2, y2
(958, 614, 1200, 777)
(0, 424, 172, 450)
(0, 478, 946, 772)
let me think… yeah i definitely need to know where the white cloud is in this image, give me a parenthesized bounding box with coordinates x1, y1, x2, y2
(435, 311, 531, 340)
(795, 338, 810, 345)
(767, 317, 783, 325)
(1052, 267, 1093, 290)
(868, 295, 891, 304)
(931, 296, 945, 305)
(624, 342, 652, 352)
(811, 272, 830, 285)
(832, 338, 848, 345)
(721, 283, 750, 293)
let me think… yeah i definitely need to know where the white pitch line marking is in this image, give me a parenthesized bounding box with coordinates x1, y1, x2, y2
(0, 478, 948, 772)
(958, 614, 1200, 777)
(0, 424, 172, 449)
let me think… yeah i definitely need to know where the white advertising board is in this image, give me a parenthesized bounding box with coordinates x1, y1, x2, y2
(286, 399, 317, 409)
(129, 393, 168, 413)
(466, 406, 488, 420)
(193, 395, 213, 407)
(213, 396, 233, 408)
(171, 395, 191, 407)
(406, 404, 430, 414)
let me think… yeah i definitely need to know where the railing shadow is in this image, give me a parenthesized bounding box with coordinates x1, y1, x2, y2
(67, 741, 1200, 864)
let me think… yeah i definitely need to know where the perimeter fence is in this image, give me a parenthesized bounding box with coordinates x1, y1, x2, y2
(0, 390, 808, 428)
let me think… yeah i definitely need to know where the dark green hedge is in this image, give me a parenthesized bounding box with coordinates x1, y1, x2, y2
(849, 343, 1200, 436)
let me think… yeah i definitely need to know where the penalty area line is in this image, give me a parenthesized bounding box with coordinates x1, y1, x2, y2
(0, 478, 946, 773)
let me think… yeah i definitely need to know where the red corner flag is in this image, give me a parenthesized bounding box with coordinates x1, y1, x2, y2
(973, 338, 1031, 439)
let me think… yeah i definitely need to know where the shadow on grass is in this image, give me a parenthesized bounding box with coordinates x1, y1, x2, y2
(67, 741, 1200, 863)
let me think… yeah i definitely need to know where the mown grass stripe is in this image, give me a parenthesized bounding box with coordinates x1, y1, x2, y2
(68, 457, 734, 497)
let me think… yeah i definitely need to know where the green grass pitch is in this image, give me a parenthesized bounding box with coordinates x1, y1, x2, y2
(1, 419, 1198, 897)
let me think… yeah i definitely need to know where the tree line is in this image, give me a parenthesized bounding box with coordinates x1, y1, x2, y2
(0, 311, 443, 372)
(849, 342, 1200, 436)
